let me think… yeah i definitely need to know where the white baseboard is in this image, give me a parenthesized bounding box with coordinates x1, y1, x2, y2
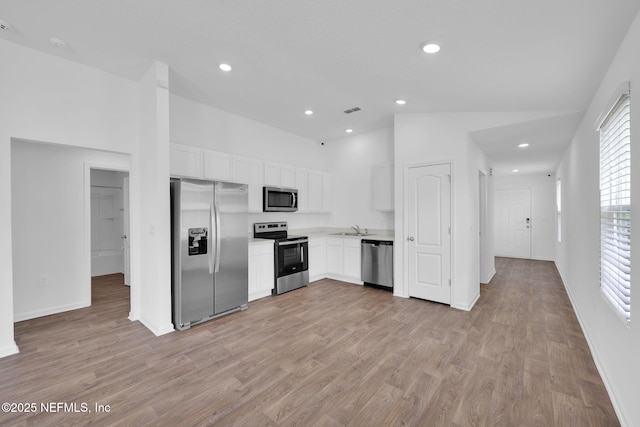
(325, 274, 363, 285)
(249, 289, 273, 302)
(481, 269, 496, 284)
(138, 316, 175, 336)
(13, 300, 90, 322)
(452, 292, 480, 311)
(0, 341, 20, 358)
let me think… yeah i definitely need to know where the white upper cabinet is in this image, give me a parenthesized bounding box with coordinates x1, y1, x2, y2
(308, 170, 333, 213)
(264, 162, 296, 188)
(232, 156, 250, 184)
(295, 168, 309, 213)
(372, 162, 394, 211)
(263, 162, 281, 186)
(322, 173, 333, 213)
(247, 160, 264, 213)
(308, 170, 323, 212)
(281, 165, 296, 188)
(170, 143, 202, 178)
(169, 143, 331, 214)
(203, 150, 232, 181)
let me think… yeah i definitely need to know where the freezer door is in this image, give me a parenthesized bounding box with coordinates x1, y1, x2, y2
(214, 181, 249, 314)
(172, 179, 215, 329)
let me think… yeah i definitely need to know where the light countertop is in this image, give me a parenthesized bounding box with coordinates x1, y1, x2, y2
(248, 228, 394, 246)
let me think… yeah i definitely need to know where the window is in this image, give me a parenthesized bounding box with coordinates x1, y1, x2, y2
(599, 88, 631, 323)
(556, 179, 561, 242)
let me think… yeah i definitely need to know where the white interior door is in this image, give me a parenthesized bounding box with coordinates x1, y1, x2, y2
(495, 188, 532, 258)
(407, 163, 451, 305)
(122, 176, 131, 285)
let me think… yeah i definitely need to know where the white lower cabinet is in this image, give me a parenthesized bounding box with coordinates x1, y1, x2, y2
(343, 239, 361, 280)
(309, 237, 326, 282)
(248, 242, 274, 301)
(326, 237, 362, 284)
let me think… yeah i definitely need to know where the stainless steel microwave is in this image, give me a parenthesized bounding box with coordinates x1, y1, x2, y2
(263, 186, 298, 212)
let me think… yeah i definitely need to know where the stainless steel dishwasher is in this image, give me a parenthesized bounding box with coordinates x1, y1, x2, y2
(361, 239, 393, 290)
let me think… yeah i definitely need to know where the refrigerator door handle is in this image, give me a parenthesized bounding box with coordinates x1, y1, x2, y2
(214, 202, 222, 273)
(208, 202, 215, 274)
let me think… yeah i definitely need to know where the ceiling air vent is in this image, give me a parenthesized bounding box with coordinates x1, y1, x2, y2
(0, 20, 11, 31)
(344, 107, 362, 114)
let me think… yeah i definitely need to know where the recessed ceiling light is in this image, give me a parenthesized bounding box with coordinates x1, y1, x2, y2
(0, 19, 11, 31)
(421, 42, 441, 54)
(395, 99, 407, 105)
(304, 110, 313, 116)
(518, 143, 530, 148)
(219, 63, 232, 72)
(49, 37, 67, 49)
(512, 169, 519, 173)
(346, 129, 353, 133)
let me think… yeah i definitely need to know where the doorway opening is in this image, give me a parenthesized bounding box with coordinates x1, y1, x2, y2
(478, 171, 489, 284)
(88, 167, 131, 314)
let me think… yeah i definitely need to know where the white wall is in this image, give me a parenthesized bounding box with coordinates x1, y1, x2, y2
(394, 113, 506, 308)
(323, 127, 394, 230)
(0, 39, 175, 356)
(493, 172, 556, 261)
(170, 94, 332, 231)
(393, 112, 566, 308)
(555, 11, 640, 427)
(12, 142, 130, 321)
(0, 39, 140, 356)
(170, 95, 326, 169)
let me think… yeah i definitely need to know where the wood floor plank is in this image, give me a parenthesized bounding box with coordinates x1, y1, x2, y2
(0, 260, 621, 426)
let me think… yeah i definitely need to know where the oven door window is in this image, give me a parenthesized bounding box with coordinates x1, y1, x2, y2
(277, 242, 308, 276)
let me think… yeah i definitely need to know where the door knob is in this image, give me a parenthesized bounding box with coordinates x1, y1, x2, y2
(407, 236, 415, 241)
(121, 234, 127, 239)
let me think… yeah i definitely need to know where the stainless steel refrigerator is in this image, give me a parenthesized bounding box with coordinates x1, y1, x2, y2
(170, 178, 248, 330)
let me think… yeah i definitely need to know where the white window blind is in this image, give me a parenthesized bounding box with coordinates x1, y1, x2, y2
(599, 93, 631, 322)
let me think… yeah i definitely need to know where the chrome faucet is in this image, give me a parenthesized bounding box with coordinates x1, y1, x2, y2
(351, 225, 362, 235)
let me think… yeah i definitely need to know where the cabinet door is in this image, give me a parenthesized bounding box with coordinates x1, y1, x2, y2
(248, 160, 264, 213)
(170, 143, 202, 178)
(203, 150, 232, 181)
(322, 173, 333, 213)
(343, 244, 361, 280)
(280, 165, 296, 188)
(232, 156, 250, 184)
(308, 237, 326, 281)
(248, 243, 274, 301)
(264, 162, 281, 186)
(308, 170, 323, 212)
(326, 237, 343, 275)
(295, 168, 309, 213)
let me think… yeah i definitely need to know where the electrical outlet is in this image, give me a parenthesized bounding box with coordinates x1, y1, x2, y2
(39, 274, 48, 287)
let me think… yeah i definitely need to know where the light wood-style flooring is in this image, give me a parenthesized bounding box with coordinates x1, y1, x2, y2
(1, 258, 619, 426)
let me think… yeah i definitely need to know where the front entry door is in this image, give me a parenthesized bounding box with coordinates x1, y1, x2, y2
(495, 188, 532, 259)
(407, 163, 451, 305)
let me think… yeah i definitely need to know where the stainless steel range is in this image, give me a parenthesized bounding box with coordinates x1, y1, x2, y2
(253, 222, 309, 295)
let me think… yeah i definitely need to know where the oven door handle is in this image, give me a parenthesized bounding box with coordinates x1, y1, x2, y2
(277, 239, 308, 246)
